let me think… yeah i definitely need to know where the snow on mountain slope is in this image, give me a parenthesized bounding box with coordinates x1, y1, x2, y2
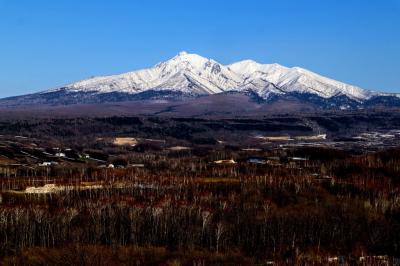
(51, 51, 375, 101)
(228, 60, 371, 100)
(60, 52, 243, 96)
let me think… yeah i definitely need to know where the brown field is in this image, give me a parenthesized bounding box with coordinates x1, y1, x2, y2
(113, 137, 138, 146)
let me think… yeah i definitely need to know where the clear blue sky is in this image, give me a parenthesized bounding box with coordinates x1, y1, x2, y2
(0, 0, 399, 97)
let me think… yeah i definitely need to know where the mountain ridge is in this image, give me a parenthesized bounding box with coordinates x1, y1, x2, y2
(46, 51, 380, 99)
(1, 51, 399, 111)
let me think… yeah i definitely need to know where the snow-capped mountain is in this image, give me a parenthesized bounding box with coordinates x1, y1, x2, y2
(54, 52, 242, 96)
(52, 51, 373, 101)
(1, 51, 399, 110)
(228, 60, 373, 100)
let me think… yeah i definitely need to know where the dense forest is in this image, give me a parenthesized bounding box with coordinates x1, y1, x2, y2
(0, 115, 400, 265)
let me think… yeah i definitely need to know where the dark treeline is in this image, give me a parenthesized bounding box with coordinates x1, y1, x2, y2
(1, 111, 400, 142)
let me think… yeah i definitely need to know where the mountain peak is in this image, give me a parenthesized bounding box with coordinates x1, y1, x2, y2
(178, 51, 189, 56)
(172, 51, 207, 61)
(228, 60, 261, 75)
(157, 51, 211, 71)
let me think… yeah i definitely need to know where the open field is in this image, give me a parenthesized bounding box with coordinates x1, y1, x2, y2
(113, 137, 138, 146)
